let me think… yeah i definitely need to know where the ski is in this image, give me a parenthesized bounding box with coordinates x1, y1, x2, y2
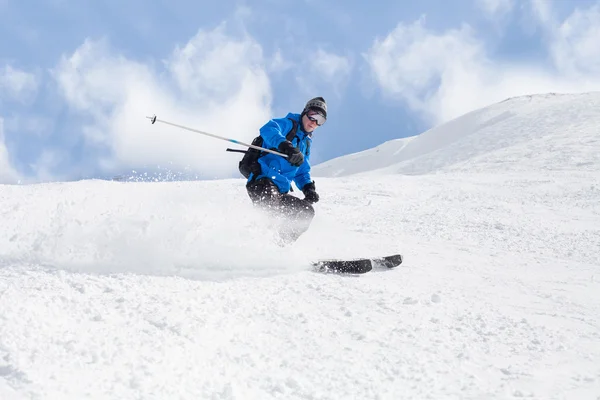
(313, 258, 373, 274)
(313, 254, 403, 274)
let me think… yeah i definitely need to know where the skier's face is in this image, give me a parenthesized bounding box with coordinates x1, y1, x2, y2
(302, 110, 326, 133)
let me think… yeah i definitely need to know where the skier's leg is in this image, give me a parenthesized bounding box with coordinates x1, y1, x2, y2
(246, 178, 314, 244)
(246, 178, 280, 208)
(276, 194, 315, 243)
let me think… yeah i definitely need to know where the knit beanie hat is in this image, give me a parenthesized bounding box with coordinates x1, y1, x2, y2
(303, 97, 327, 118)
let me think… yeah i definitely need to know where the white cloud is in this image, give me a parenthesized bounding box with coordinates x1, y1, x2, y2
(365, 12, 600, 126)
(268, 49, 293, 74)
(296, 49, 352, 98)
(547, 5, 600, 77)
(312, 50, 352, 85)
(528, 1, 600, 77)
(477, 0, 514, 17)
(0, 65, 39, 104)
(167, 23, 267, 105)
(28, 148, 66, 183)
(366, 18, 492, 123)
(529, 0, 554, 28)
(0, 117, 21, 184)
(52, 23, 272, 177)
(4, 114, 54, 138)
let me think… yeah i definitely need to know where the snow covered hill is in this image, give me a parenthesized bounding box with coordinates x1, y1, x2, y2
(1, 93, 599, 399)
(314, 92, 600, 176)
(312, 136, 416, 178)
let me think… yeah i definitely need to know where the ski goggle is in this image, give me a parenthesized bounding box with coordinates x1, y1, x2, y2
(306, 110, 326, 126)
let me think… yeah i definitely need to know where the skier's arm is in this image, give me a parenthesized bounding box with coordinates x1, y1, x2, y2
(293, 156, 312, 190)
(295, 160, 318, 203)
(259, 119, 292, 149)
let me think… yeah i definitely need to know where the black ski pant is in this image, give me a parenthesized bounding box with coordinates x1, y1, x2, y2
(246, 178, 315, 243)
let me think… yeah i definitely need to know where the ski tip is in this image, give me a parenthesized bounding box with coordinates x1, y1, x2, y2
(387, 254, 403, 266)
(372, 254, 403, 269)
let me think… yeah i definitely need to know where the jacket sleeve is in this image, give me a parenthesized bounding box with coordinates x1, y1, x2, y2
(259, 118, 292, 149)
(293, 154, 312, 190)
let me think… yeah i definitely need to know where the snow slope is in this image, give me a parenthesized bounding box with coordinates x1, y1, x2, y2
(310, 136, 416, 178)
(1, 93, 600, 399)
(314, 92, 600, 176)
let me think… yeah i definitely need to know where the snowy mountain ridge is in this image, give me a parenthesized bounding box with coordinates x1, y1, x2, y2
(314, 91, 600, 176)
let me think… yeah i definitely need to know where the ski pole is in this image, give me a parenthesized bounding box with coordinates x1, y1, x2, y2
(146, 115, 288, 157)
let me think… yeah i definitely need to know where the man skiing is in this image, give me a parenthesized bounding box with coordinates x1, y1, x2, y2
(246, 97, 327, 244)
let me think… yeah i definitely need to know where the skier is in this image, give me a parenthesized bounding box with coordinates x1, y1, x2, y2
(245, 97, 327, 244)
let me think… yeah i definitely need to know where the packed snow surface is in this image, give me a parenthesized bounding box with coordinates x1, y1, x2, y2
(1, 93, 599, 399)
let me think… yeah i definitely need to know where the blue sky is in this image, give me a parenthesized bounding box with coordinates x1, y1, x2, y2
(1, 0, 600, 183)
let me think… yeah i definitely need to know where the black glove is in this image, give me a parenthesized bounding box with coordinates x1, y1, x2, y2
(302, 181, 319, 203)
(278, 141, 304, 166)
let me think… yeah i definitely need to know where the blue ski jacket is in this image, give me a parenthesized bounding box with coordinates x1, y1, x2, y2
(248, 112, 313, 194)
